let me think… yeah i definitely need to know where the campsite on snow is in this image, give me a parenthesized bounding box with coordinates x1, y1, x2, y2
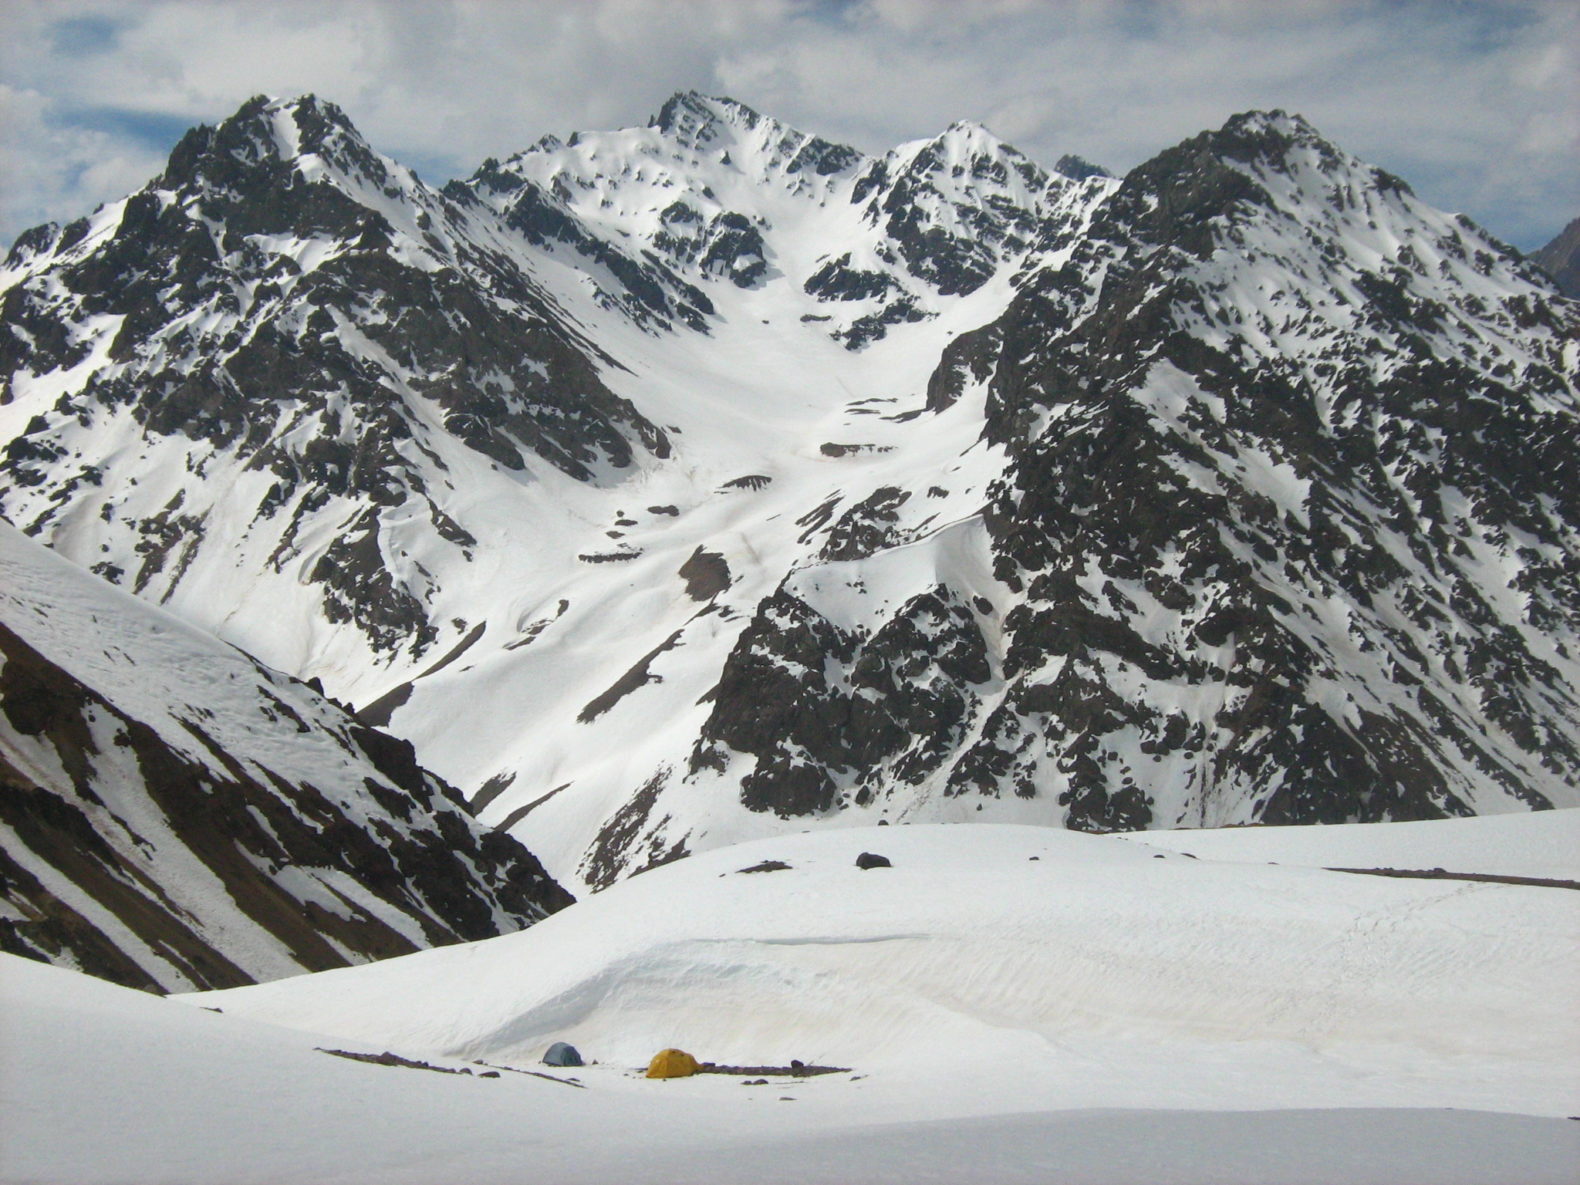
(3, 817, 1578, 1182)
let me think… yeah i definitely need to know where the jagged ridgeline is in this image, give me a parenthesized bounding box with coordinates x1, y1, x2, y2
(2, 93, 1576, 897)
(1, 95, 670, 665)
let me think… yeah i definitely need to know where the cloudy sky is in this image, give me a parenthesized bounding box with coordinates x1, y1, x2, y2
(1, 0, 1575, 251)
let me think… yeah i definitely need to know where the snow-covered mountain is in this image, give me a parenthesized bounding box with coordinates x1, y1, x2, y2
(2, 93, 1576, 896)
(0, 94, 670, 673)
(464, 91, 1108, 348)
(0, 521, 570, 992)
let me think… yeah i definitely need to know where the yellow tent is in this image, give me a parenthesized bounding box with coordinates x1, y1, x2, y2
(645, 1048, 701, 1079)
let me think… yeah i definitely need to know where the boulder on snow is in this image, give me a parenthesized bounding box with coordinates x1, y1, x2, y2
(855, 852, 891, 870)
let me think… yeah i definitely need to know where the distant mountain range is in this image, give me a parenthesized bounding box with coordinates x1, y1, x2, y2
(1533, 216, 1580, 298)
(2, 91, 1575, 961)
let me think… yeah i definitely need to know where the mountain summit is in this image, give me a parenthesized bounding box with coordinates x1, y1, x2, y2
(2, 97, 1576, 901)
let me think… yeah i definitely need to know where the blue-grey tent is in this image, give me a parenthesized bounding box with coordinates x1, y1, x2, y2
(543, 1041, 584, 1067)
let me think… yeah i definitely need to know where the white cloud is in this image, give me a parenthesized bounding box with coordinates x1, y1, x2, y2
(0, 0, 1574, 249)
(0, 84, 168, 243)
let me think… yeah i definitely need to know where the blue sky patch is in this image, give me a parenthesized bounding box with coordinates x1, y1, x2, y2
(57, 106, 199, 156)
(48, 14, 125, 57)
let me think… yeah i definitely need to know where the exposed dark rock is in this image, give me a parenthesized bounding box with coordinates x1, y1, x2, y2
(4, 96, 1576, 894)
(699, 212, 768, 287)
(317, 1048, 474, 1075)
(737, 860, 792, 874)
(694, 585, 991, 816)
(581, 768, 689, 889)
(942, 109, 1578, 827)
(470, 771, 518, 814)
(495, 782, 572, 832)
(678, 547, 732, 601)
(662, 108, 1578, 843)
(925, 321, 1003, 412)
(804, 255, 898, 302)
(819, 487, 911, 561)
(1054, 154, 1111, 182)
(579, 630, 685, 723)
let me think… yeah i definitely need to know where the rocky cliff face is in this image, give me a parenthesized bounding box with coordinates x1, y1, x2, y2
(0, 522, 571, 992)
(955, 112, 1578, 828)
(2, 96, 1576, 898)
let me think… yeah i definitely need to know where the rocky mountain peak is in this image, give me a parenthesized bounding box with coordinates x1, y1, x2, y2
(1053, 153, 1111, 182)
(160, 93, 383, 191)
(898, 119, 1041, 179)
(939, 118, 996, 142)
(2, 221, 59, 269)
(638, 91, 865, 186)
(1206, 108, 1415, 200)
(650, 90, 764, 149)
(1073, 109, 1407, 265)
(0, 90, 673, 670)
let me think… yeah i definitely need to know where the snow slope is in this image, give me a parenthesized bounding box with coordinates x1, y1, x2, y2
(1117, 808, 1580, 881)
(4, 814, 1577, 1183)
(0, 519, 568, 991)
(187, 821, 1580, 1117)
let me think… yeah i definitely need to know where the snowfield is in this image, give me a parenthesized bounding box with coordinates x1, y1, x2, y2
(5, 814, 1577, 1183)
(1112, 809, 1580, 882)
